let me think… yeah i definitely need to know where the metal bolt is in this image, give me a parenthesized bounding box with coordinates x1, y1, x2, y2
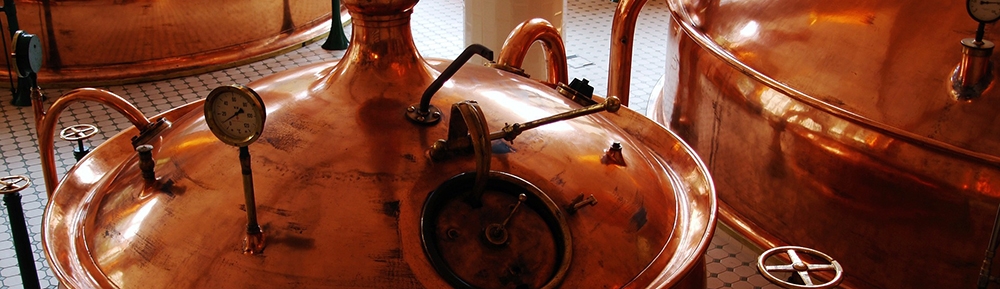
(567, 194, 598, 214)
(416, 115, 425, 121)
(431, 111, 441, 118)
(407, 106, 415, 112)
(136, 145, 156, 181)
(136, 144, 153, 153)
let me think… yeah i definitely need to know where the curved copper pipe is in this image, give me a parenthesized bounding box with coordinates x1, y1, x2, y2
(35, 87, 152, 196)
(496, 18, 569, 86)
(607, 0, 647, 106)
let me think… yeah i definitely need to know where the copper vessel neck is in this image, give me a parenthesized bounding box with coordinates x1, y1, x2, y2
(334, 10, 432, 82)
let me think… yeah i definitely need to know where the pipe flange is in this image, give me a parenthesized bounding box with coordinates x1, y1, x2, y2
(757, 246, 843, 289)
(405, 104, 443, 125)
(486, 62, 530, 78)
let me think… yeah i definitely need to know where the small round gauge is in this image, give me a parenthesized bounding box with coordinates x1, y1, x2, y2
(12, 30, 42, 78)
(204, 85, 266, 146)
(969, 0, 1000, 23)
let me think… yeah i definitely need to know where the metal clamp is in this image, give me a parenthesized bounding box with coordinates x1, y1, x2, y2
(0, 176, 30, 194)
(757, 246, 844, 289)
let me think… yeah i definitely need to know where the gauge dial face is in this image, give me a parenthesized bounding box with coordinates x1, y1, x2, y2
(204, 85, 266, 146)
(969, 0, 1000, 23)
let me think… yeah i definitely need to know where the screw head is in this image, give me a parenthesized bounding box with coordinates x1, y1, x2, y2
(136, 144, 154, 153)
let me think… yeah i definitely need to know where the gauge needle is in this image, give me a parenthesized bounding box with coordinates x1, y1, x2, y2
(982, 0, 1000, 4)
(222, 108, 245, 123)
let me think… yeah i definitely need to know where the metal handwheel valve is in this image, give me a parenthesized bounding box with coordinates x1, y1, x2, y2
(758, 246, 844, 289)
(0, 175, 40, 289)
(59, 124, 100, 161)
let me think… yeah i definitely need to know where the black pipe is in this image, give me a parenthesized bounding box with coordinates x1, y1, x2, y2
(418, 44, 493, 114)
(3, 0, 31, 107)
(321, 0, 349, 50)
(979, 203, 1000, 289)
(3, 192, 40, 289)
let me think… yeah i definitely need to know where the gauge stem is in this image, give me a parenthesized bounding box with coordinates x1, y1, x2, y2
(978, 22, 987, 44)
(239, 145, 265, 254)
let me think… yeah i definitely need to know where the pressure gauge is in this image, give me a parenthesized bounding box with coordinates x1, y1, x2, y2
(969, 0, 1000, 23)
(204, 85, 266, 146)
(11, 30, 42, 78)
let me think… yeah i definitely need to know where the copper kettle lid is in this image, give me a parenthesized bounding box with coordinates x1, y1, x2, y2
(671, 0, 1000, 158)
(42, 0, 716, 287)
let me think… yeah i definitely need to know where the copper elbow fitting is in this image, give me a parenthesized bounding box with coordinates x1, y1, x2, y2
(495, 18, 569, 86)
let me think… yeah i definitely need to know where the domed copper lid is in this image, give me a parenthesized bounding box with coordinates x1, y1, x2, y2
(41, 1, 715, 288)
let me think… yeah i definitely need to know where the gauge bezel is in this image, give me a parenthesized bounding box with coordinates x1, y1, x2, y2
(969, 0, 1000, 23)
(204, 85, 267, 147)
(11, 30, 42, 78)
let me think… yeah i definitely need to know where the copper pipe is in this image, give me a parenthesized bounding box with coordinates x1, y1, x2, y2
(36, 88, 152, 196)
(496, 18, 569, 86)
(607, 0, 647, 106)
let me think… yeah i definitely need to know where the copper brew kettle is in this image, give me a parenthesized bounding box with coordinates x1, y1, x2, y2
(34, 0, 716, 287)
(0, 0, 336, 86)
(643, 0, 1000, 287)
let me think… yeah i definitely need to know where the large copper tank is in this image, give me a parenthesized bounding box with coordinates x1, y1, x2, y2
(0, 0, 335, 86)
(38, 0, 716, 287)
(649, 0, 1000, 288)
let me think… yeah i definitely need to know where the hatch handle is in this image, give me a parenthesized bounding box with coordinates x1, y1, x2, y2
(428, 100, 492, 206)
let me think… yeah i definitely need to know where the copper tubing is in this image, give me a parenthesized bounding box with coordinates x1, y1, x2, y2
(607, 0, 647, 106)
(496, 18, 569, 86)
(36, 88, 152, 196)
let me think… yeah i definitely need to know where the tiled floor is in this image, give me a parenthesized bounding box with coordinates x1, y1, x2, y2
(0, 0, 784, 288)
